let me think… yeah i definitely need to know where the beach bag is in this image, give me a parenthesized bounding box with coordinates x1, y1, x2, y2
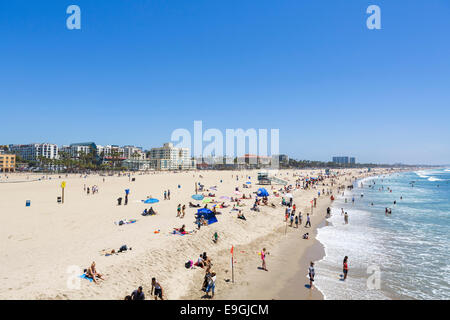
(185, 260, 193, 269)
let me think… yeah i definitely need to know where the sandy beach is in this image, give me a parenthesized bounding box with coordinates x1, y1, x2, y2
(0, 168, 394, 300)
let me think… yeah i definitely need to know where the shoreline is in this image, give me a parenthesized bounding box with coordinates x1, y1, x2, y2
(312, 169, 416, 300)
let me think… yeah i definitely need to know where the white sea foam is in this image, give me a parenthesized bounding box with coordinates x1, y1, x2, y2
(415, 171, 430, 179)
(428, 177, 443, 182)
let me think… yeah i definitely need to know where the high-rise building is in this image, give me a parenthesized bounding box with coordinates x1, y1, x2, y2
(148, 143, 195, 170)
(9, 143, 58, 161)
(332, 156, 356, 164)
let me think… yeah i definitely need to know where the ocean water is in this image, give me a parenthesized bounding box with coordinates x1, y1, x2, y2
(315, 169, 450, 300)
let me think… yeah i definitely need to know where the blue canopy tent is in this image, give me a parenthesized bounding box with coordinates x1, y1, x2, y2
(257, 188, 269, 197)
(196, 208, 218, 225)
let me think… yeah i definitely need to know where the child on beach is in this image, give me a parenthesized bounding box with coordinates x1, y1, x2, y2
(343, 256, 349, 280)
(261, 248, 268, 271)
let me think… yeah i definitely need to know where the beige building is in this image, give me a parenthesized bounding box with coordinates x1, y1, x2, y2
(0, 153, 16, 172)
(148, 143, 196, 170)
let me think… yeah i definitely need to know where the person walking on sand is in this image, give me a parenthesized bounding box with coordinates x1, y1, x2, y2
(305, 213, 311, 228)
(343, 256, 349, 281)
(308, 262, 315, 288)
(151, 278, 164, 300)
(168, 189, 171, 200)
(176, 204, 181, 217)
(131, 286, 145, 300)
(261, 248, 268, 271)
(344, 212, 348, 224)
(164, 191, 167, 200)
(205, 271, 216, 299)
(181, 204, 186, 218)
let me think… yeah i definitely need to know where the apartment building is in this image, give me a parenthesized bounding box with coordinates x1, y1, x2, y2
(9, 143, 58, 161)
(148, 143, 195, 170)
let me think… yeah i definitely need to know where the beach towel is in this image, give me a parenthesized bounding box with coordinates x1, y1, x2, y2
(172, 230, 194, 235)
(80, 274, 93, 282)
(115, 219, 137, 225)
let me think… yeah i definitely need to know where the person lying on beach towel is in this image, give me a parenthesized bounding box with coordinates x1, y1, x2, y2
(115, 219, 137, 225)
(189, 202, 201, 208)
(220, 202, 229, 208)
(172, 225, 194, 235)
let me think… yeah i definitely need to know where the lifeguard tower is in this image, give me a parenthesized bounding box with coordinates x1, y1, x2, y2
(257, 171, 288, 185)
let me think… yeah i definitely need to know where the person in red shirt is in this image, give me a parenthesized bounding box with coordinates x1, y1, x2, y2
(343, 256, 349, 280)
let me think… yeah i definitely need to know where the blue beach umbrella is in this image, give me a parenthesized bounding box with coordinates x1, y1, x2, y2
(192, 194, 204, 200)
(143, 198, 159, 204)
(257, 188, 269, 197)
(246, 182, 251, 184)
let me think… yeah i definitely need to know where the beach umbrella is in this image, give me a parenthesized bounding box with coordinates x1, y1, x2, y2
(143, 198, 159, 204)
(257, 188, 269, 197)
(220, 196, 230, 200)
(246, 182, 251, 184)
(192, 194, 204, 200)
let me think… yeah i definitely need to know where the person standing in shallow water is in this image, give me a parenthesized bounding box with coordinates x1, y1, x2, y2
(308, 262, 315, 288)
(343, 256, 349, 281)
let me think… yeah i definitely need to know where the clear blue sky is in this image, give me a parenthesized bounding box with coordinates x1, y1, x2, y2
(0, 0, 449, 165)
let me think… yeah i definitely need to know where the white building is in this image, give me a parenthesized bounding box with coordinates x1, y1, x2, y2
(148, 143, 195, 170)
(60, 144, 91, 159)
(123, 145, 146, 160)
(97, 145, 125, 159)
(9, 143, 58, 161)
